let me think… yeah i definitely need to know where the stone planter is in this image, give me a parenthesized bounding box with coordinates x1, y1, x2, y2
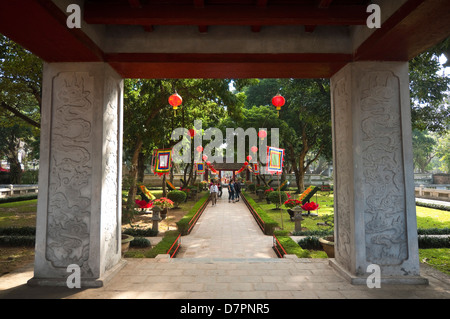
(319, 235, 334, 258)
(121, 234, 134, 256)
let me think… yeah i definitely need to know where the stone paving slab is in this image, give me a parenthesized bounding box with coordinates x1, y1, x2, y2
(176, 194, 276, 259)
(1, 258, 448, 299)
(1, 191, 449, 300)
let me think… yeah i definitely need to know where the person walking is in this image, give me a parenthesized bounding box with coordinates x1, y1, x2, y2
(228, 180, 235, 203)
(210, 181, 218, 206)
(234, 178, 241, 202)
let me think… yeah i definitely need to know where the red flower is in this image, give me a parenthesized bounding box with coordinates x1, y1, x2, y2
(301, 201, 319, 211)
(135, 200, 153, 209)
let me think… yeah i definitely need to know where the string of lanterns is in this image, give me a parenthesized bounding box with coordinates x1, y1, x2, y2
(169, 92, 285, 117)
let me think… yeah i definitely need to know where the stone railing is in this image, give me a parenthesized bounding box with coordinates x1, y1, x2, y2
(415, 187, 450, 202)
(0, 185, 39, 198)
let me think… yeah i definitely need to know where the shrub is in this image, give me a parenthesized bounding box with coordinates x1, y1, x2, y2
(297, 236, 322, 250)
(241, 192, 278, 235)
(145, 231, 180, 258)
(268, 191, 288, 208)
(176, 193, 210, 235)
(418, 236, 450, 249)
(275, 235, 310, 258)
(247, 184, 256, 192)
(123, 228, 158, 237)
(167, 190, 187, 208)
(130, 237, 151, 248)
(0, 235, 35, 247)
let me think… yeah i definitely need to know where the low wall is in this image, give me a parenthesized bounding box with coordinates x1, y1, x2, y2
(433, 174, 450, 185)
(0, 185, 39, 198)
(415, 187, 450, 202)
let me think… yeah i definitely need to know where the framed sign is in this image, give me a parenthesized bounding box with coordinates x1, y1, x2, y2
(266, 146, 284, 174)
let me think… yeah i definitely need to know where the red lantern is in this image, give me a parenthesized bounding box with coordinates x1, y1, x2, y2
(272, 94, 285, 117)
(168, 92, 182, 116)
(202, 154, 208, 161)
(196, 145, 203, 153)
(188, 128, 196, 139)
(246, 155, 252, 162)
(258, 130, 267, 140)
(251, 146, 258, 154)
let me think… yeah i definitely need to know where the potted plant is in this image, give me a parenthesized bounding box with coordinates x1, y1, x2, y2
(121, 233, 134, 256)
(319, 235, 334, 258)
(318, 214, 334, 257)
(152, 197, 174, 220)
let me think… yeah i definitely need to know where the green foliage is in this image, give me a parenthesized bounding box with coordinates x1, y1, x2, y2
(0, 226, 36, 236)
(176, 193, 210, 235)
(0, 195, 37, 204)
(130, 237, 151, 248)
(123, 228, 159, 237)
(275, 235, 310, 258)
(241, 192, 278, 235)
(297, 236, 322, 250)
(143, 231, 180, 258)
(0, 235, 35, 247)
(418, 236, 450, 249)
(167, 190, 187, 208)
(267, 191, 288, 208)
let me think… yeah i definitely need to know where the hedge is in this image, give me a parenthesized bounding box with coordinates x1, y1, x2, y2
(176, 192, 210, 235)
(0, 226, 36, 236)
(416, 201, 450, 212)
(144, 231, 180, 258)
(123, 228, 158, 237)
(0, 195, 38, 204)
(241, 192, 278, 235)
(274, 235, 310, 258)
(0, 235, 35, 247)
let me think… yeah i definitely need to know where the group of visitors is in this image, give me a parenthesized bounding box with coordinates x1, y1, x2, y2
(227, 178, 241, 203)
(209, 178, 242, 205)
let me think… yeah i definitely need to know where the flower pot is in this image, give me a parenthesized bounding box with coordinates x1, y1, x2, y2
(319, 235, 335, 258)
(121, 234, 134, 255)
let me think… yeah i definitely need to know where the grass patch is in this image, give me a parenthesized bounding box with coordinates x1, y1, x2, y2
(176, 192, 210, 235)
(274, 235, 310, 258)
(124, 230, 180, 258)
(419, 249, 450, 275)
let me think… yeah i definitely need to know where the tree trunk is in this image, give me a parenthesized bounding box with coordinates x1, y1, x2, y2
(137, 152, 145, 183)
(126, 139, 143, 211)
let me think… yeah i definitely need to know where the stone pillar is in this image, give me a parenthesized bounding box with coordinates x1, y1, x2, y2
(330, 62, 427, 285)
(28, 63, 125, 287)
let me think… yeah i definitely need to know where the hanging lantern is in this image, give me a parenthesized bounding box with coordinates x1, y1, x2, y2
(272, 93, 285, 117)
(246, 155, 252, 162)
(202, 154, 208, 161)
(168, 92, 182, 116)
(196, 145, 203, 153)
(188, 128, 196, 139)
(251, 146, 258, 154)
(258, 130, 267, 141)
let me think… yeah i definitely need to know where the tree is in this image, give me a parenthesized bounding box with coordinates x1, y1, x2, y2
(409, 38, 450, 133)
(412, 129, 437, 173)
(233, 78, 332, 193)
(123, 78, 243, 210)
(0, 35, 42, 182)
(435, 131, 450, 173)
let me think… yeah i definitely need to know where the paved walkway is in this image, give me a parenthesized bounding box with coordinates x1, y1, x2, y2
(1, 191, 449, 299)
(176, 192, 276, 259)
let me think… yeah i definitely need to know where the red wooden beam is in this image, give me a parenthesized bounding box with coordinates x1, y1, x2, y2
(84, 3, 368, 26)
(105, 53, 353, 79)
(355, 0, 450, 61)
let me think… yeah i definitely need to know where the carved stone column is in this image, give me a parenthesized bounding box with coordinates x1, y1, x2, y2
(330, 62, 427, 285)
(28, 63, 125, 287)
